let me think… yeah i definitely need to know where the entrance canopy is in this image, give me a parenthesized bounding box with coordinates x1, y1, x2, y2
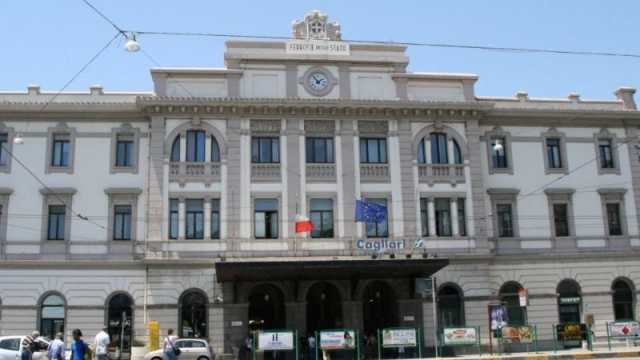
(215, 258, 449, 282)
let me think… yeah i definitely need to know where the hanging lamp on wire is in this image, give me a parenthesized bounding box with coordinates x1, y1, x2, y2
(124, 32, 140, 53)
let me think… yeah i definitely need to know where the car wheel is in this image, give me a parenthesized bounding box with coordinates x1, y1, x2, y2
(197, 356, 209, 360)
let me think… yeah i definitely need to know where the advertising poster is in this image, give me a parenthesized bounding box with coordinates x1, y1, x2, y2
(556, 323, 588, 341)
(501, 326, 534, 344)
(489, 305, 508, 331)
(257, 331, 295, 351)
(381, 329, 417, 348)
(319, 330, 356, 350)
(443, 328, 477, 345)
(608, 322, 640, 338)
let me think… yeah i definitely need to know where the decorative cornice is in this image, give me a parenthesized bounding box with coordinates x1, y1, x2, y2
(137, 97, 489, 119)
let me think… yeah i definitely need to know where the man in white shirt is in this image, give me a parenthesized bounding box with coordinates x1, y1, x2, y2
(94, 327, 111, 360)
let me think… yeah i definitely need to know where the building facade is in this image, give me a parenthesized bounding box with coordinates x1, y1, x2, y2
(0, 10, 639, 356)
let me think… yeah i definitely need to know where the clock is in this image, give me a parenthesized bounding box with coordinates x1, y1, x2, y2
(300, 67, 337, 97)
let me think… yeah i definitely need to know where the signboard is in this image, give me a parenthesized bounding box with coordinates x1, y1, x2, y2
(518, 288, 529, 307)
(501, 326, 534, 344)
(381, 329, 417, 348)
(257, 331, 295, 351)
(356, 239, 424, 251)
(286, 40, 350, 56)
(489, 305, 508, 331)
(443, 328, 478, 345)
(319, 330, 356, 350)
(556, 323, 588, 341)
(559, 297, 581, 305)
(415, 277, 434, 297)
(608, 321, 640, 338)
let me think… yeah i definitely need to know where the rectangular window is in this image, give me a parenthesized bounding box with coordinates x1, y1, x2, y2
(255, 199, 279, 239)
(496, 203, 514, 237)
(51, 135, 70, 167)
(360, 138, 387, 164)
(251, 137, 280, 163)
(169, 199, 179, 240)
(0, 133, 7, 166)
(420, 198, 429, 237)
(310, 199, 334, 238)
(491, 137, 508, 169)
(186, 130, 206, 162)
(306, 137, 334, 163)
(115, 135, 134, 167)
(47, 205, 66, 240)
(211, 199, 220, 239)
(546, 138, 563, 169)
(606, 203, 623, 236)
(458, 198, 467, 236)
(365, 198, 388, 238)
(185, 199, 204, 239)
(430, 133, 449, 164)
(553, 203, 570, 237)
(599, 139, 615, 169)
(113, 205, 132, 240)
(435, 198, 452, 236)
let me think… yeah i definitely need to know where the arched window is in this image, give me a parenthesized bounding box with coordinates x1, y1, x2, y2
(499, 282, 526, 326)
(417, 138, 427, 164)
(179, 289, 208, 338)
(211, 136, 221, 162)
(452, 139, 463, 164)
(612, 279, 635, 320)
(557, 279, 582, 324)
(186, 130, 206, 162)
(438, 284, 465, 327)
(106, 293, 134, 354)
(39, 293, 65, 340)
(248, 284, 286, 331)
(170, 136, 181, 162)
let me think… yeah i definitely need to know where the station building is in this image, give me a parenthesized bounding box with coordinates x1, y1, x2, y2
(0, 10, 639, 357)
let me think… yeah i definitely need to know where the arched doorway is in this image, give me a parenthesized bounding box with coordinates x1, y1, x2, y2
(499, 282, 526, 325)
(39, 292, 66, 340)
(248, 284, 286, 331)
(362, 281, 397, 336)
(438, 284, 465, 328)
(557, 279, 582, 324)
(612, 278, 635, 321)
(179, 289, 209, 338)
(106, 293, 134, 357)
(306, 282, 343, 333)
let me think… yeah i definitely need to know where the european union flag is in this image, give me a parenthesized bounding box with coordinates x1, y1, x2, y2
(355, 199, 387, 223)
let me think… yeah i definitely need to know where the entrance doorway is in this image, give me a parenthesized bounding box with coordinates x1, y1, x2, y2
(106, 293, 134, 358)
(362, 281, 397, 336)
(306, 282, 343, 333)
(179, 289, 209, 338)
(248, 284, 286, 331)
(557, 279, 582, 324)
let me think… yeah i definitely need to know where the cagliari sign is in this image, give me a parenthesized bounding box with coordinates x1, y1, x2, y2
(286, 40, 350, 56)
(356, 239, 424, 251)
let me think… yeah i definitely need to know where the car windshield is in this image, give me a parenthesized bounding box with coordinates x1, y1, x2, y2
(0, 338, 21, 351)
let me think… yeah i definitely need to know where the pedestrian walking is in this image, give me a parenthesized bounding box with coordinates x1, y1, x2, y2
(306, 334, 316, 360)
(48, 333, 65, 360)
(94, 326, 111, 360)
(71, 329, 91, 360)
(162, 329, 180, 360)
(21, 331, 45, 360)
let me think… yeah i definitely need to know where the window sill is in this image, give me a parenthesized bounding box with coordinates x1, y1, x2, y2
(46, 166, 73, 174)
(488, 168, 513, 175)
(111, 166, 138, 174)
(598, 168, 621, 175)
(545, 168, 568, 175)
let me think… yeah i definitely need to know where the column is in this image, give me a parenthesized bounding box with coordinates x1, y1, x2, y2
(466, 120, 490, 251)
(398, 120, 419, 237)
(204, 198, 211, 240)
(451, 198, 459, 236)
(427, 198, 437, 237)
(225, 119, 242, 240)
(178, 198, 186, 240)
(148, 116, 166, 241)
(389, 120, 404, 237)
(286, 119, 301, 239)
(340, 120, 357, 238)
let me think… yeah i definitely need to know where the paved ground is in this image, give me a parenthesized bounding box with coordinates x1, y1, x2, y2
(414, 346, 640, 359)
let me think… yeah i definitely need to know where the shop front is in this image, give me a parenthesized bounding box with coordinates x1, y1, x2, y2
(215, 258, 449, 354)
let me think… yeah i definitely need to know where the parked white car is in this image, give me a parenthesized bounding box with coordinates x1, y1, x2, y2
(0, 336, 49, 360)
(144, 339, 214, 360)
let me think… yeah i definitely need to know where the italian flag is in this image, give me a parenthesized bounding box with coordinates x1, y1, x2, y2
(295, 215, 314, 233)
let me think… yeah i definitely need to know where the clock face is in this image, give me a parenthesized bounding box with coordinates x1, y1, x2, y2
(307, 72, 329, 92)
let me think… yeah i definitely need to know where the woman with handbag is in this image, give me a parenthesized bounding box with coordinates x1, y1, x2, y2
(162, 329, 180, 360)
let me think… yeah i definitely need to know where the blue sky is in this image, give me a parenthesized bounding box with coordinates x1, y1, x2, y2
(1, 0, 639, 99)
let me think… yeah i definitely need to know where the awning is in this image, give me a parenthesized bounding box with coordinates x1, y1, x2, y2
(215, 258, 449, 282)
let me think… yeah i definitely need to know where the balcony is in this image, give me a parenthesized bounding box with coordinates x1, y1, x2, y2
(417, 164, 465, 185)
(306, 163, 336, 182)
(169, 162, 221, 185)
(360, 163, 390, 183)
(251, 163, 281, 182)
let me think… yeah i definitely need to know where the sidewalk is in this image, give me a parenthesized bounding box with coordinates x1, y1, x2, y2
(415, 347, 640, 360)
